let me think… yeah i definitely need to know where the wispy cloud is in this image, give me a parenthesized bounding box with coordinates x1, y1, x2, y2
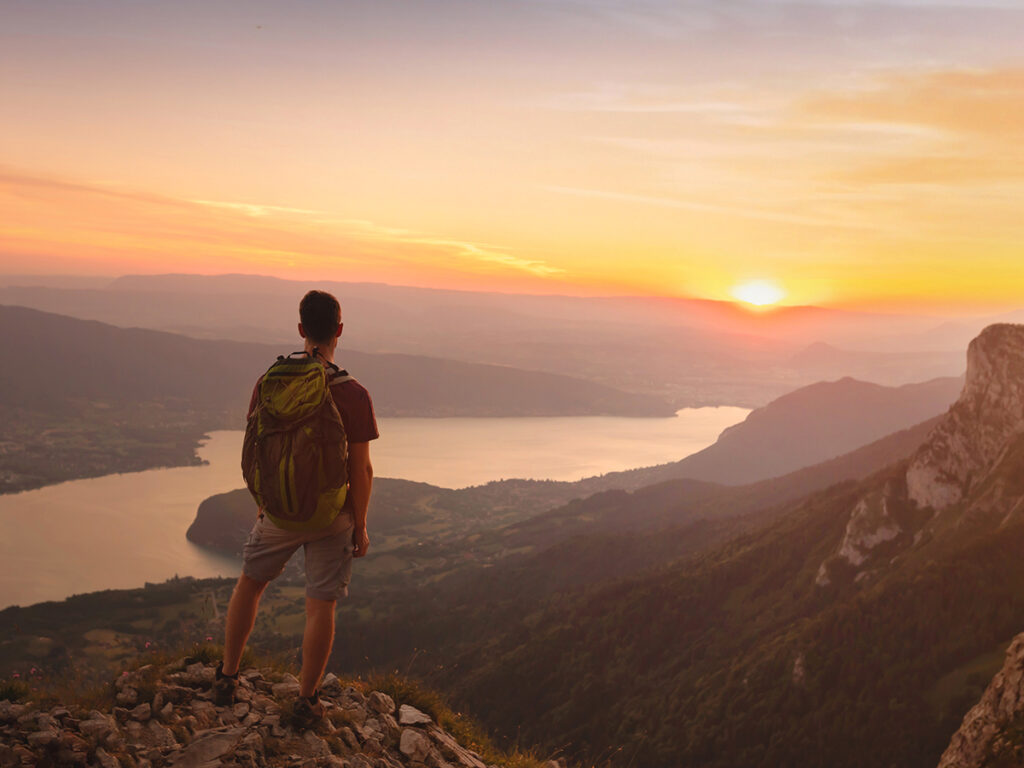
(0, 171, 567, 284)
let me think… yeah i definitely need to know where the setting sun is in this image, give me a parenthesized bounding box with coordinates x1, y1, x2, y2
(731, 280, 785, 307)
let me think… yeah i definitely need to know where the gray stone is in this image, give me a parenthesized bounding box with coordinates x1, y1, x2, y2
(339, 727, 359, 750)
(428, 725, 487, 768)
(27, 728, 59, 748)
(79, 716, 115, 740)
(271, 682, 300, 699)
(320, 674, 343, 697)
(366, 692, 394, 716)
(340, 706, 366, 728)
(398, 705, 432, 726)
(399, 729, 432, 762)
(169, 727, 244, 767)
(302, 731, 331, 758)
(145, 719, 180, 749)
(184, 663, 216, 687)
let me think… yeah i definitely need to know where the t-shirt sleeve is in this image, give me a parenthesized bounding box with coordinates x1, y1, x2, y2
(333, 382, 380, 443)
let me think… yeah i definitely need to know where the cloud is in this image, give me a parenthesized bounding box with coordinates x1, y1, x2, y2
(0, 170, 568, 283)
(802, 68, 1024, 139)
(797, 68, 1024, 185)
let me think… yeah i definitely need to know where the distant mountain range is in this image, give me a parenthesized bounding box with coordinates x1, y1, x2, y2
(0, 272, 979, 406)
(0, 304, 674, 418)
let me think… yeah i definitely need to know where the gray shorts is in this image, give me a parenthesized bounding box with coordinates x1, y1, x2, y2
(241, 512, 355, 601)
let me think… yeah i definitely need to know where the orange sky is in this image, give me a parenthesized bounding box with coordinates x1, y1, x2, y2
(2, 1, 1023, 311)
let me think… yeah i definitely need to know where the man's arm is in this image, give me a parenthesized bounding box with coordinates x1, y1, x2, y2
(348, 441, 373, 557)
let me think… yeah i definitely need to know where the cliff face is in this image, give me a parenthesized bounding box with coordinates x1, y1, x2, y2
(938, 632, 1024, 768)
(817, 324, 1024, 587)
(907, 324, 1024, 512)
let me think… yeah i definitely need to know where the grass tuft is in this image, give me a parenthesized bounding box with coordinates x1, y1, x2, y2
(0, 679, 31, 702)
(367, 672, 553, 768)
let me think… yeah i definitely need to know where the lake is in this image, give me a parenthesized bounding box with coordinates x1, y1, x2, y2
(0, 407, 748, 609)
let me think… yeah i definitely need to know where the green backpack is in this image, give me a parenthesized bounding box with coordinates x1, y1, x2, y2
(241, 351, 350, 531)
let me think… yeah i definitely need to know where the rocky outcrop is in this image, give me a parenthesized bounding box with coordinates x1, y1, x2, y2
(817, 325, 1024, 586)
(938, 632, 1024, 768)
(908, 325, 1024, 512)
(0, 660, 504, 768)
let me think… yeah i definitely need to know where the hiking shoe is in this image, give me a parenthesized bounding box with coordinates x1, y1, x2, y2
(291, 691, 325, 730)
(212, 662, 239, 706)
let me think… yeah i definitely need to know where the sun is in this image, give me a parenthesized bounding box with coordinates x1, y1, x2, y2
(731, 280, 785, 307)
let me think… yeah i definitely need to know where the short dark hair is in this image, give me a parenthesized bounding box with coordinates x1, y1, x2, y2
(299, 290, 341, 344)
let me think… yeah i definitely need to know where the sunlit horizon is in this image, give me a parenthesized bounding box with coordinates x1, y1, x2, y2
(2, 1, 1023, 314)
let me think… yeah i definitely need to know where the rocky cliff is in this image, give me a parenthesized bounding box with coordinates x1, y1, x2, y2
(0, 659, 542, 768)
(817, 324, 1024, 587)
(938, 632, 1024, 768)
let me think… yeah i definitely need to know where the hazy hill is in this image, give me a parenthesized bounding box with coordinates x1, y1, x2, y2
(0, 272, 972, 406)
(0, 304, 673, 418)
(646, 375, 963, 485)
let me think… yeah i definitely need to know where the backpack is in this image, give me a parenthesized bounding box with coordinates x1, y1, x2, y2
(241, 350, 350, 531)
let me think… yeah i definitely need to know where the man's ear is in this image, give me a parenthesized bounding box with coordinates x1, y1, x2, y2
(298, 322, 307, 339)
(335, 322, 344, 339)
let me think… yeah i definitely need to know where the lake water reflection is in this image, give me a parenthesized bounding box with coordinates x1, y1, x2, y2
(0, 407, 748, 609)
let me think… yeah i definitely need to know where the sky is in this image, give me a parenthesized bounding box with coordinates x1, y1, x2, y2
(2, 0, 1023, 311)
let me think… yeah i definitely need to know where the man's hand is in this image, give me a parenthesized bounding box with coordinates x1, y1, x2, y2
(352, 526, 370, 558)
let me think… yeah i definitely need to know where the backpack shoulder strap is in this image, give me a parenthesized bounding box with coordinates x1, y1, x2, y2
(328, 368, 355, 386)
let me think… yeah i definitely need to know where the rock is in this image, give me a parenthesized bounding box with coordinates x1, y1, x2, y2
(159, 702, 175, 722)
(0, 702, 29, 724)
(377, 713, 400, 742)
(908, 325, 1024, 512)
(398, 705, 432, 726)
(399, 729, 432, 763)
(118, 687, 140, 706)
(94, 747, 121, 768)
(271, 681, 301, 699)
(340, 706, 367, 728)
(321, 674, 343, 697)
(939, 631, 1024, 767)
(170, 727, 244, 767)
(145, 719, 179, 750)
(183, 663, 216, 687)
(428, 725, 487, 768)
(131, 703, 152, 722)
(339, 727, 360, 750)
(367, 692, 395, 716)
(79, 716, 115, 740)
(231, 703, 249, 719)
(302, 731, 332, 758)
(26, 728, 59, 748)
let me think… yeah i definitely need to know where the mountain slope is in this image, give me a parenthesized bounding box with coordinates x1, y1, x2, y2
(328, 324, 1024, 768)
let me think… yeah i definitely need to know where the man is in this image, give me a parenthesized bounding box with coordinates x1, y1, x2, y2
(216, 290, 378, 722)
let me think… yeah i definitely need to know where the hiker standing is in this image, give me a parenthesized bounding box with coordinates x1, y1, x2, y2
(216, 290, 378, 724)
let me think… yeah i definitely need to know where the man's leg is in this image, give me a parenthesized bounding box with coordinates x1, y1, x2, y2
(222, 573, 268, 675)
(299, 596, 336, 698)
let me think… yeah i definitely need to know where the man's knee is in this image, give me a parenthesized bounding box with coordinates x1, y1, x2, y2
(234, 573, 269, 600)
